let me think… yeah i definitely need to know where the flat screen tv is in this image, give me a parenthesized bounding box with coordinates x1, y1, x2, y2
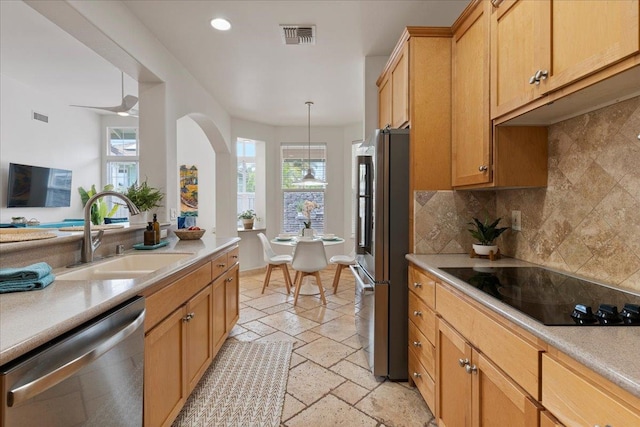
(7, 163, 72, 208)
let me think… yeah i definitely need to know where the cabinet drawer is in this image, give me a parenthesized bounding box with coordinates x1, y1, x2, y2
(542, 354, 640, 427)
(227, 246, 239, 266)
(211, 251, 228, 280)
(436, 282, 541, 398)
(408, 265, 436, 308)
(408, 319, 435, 377)
(408, 346, 435, 413)
(145, 262, 212, 331)
(408, 291, 436, 344)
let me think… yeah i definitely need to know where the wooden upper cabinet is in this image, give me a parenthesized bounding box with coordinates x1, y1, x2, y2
(391, 43, 409, 128)
(452, 0, 492, 187)
(378, 75, 392, 129)
(491, 0, 640, 120)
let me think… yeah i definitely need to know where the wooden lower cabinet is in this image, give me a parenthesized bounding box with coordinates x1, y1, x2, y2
(225, 265, 239, 330)
(437, 319, 540, 427)
(186, 285, 213, 392)
(212, 274, 227, 354)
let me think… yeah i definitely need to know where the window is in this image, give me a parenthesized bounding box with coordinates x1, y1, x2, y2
(281, 143, 326, 233)
(106, 127, 139, 216)
(237, 139, 256, 226)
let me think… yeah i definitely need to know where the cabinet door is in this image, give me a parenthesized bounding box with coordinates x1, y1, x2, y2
(391, 43, 409, 128)
(145, 307, 187, 427)
(490, 0, 548, 118)
(545, 0, 640, 92)
(186, 285, 213, 392)
(378, 75, 392, 129)
(212, 275, 226, 354)
(225, 265, 240, 330)
(472, 352, 540, 427)
(438, 320, 472, 427)
(452, 0, 492, 187)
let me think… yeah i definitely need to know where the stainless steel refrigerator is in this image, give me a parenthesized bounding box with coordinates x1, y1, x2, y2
(351, 128, 409, 380)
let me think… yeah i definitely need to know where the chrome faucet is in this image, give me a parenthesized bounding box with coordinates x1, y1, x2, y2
(81, 191, 141, 263)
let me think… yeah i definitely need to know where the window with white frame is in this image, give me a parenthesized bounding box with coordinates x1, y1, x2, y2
(106, 127, 139, 217)
(281, 143, 326, 233)
(237, 139, 256, 226)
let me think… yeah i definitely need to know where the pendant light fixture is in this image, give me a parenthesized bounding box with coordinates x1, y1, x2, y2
(295, 101, 326, 187)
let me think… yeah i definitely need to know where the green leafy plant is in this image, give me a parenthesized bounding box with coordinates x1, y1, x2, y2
(467, 216, 509, 246)
(237, 209, 260, 221)
(78, 184, 119, 225)
(122, 179, 164, 212)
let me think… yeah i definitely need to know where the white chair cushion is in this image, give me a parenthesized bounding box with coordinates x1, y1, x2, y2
(329, 255, 356, 265)
(270, 254, 293, 265)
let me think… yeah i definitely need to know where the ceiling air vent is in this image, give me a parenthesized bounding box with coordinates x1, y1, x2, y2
(280, 25, 316, 45)
(32, 111, 49, 123)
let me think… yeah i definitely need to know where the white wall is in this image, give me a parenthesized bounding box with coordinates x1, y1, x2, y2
(364, 56, 389, 138)
(177, 116, 216, 232)
(0, 74, 101, 223)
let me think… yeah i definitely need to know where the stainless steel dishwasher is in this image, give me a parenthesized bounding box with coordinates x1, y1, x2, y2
(1, 297, 145, 427)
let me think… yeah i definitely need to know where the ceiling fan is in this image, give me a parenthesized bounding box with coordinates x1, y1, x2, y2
(71, 71, 138, 116)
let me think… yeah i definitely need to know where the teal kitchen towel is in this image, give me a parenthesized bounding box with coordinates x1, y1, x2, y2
(0, 273, 55, 293)
(0, 262, 52, 282)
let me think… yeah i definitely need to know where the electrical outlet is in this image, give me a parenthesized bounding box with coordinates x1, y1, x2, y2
(160, 229, 168, 239)
(170, 208, 177, 220)
(512, 210, 522, 231)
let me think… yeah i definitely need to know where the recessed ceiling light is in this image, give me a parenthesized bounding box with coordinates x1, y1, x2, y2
(210, 18, 231, 31)
(117, 112, 130, 117)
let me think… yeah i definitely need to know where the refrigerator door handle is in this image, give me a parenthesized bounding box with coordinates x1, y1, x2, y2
(350, 265, 374, 293)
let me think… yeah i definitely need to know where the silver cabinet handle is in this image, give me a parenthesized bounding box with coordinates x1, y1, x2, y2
(491, 0, 504, 7)
(182, 313, 195, 322)
(458, 358, 469, 367)
(412, 372, 422, 378)
(413, 341, 422, 347)
(465, 364, 478, 374)
(529, 69, 548, 85)
(478, 165, 488, 172)
(8, 309, 145, 407)
(413, 282, 422, 288)
(413, 310, 422, 316)
(231, 255, 238, 259)
(226, 277, 233, 283)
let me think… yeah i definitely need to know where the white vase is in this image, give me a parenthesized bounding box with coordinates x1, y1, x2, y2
(302, 228, 314, 239)
(473, 244, 498, 256)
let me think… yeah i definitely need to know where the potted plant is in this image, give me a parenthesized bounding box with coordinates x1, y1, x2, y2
(467, 216, 509, 256)
(78, 184, 119, 225)
(238, 209, 259, 229)
(122, 179, 164, 223)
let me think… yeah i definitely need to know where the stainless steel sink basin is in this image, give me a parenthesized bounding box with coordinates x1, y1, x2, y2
(57, 253, 192, 280)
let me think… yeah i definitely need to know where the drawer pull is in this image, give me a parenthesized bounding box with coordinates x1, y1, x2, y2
(413, 310, 422, 317)
(413, 282, 422, 288)
(226, 277, 233, 283)
(217, 263, 226, 268)
(465, 364, 478, 374)
(231, 255, 238, 259)
(458, 358, 469, 367)
(412, 341, 422, 347)
(182, 313, 195, 322)
(412, 372, 422, 378)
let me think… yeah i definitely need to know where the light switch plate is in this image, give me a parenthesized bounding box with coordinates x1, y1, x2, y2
(512, 210, 522, 231)
(170, 208, 177, 220)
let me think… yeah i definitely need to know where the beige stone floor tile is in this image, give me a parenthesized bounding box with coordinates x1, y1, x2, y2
(262, 302, 294, 314)
(295, 336, 356, 368)
(242, 287, 277, 299)
(296, 306, 344, 323)
(289, 294, 325, 310)
(228, 323, 247, 337)
(281, 392, 306, 423)
(285, 394, 378, 427)
(238, 294, 251, 303)
(255, 331, 300, 347)
(331, 380, 370, 405)
(346, 349, 371, 370)
(295, 330, 323, 343)
(242, 320, 277, 336)
(287, 360, 345, 406)
(238, 306, 268, 324)
(311, 315, 357, 342)
(245, 292, 294, 310)
(289, 352, 307, 369)
(331, 360, 382, 391)
(259, 310, 320, 336)
(326, 293, 353, 306)
(341, 333, 362, 349)
(232, 330, 262, 342)
(333, 302, 356, 315)
(356, 381, 434, 427)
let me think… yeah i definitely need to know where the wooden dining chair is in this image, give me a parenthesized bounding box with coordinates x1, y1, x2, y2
(291, 240, 328, 306)
(257, 233, 292, 294)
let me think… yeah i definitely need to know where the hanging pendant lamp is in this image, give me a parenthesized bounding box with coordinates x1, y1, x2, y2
(295, 101, 326, 187)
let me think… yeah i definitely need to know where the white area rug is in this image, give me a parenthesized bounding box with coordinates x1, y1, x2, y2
(172, 341, 293, 427)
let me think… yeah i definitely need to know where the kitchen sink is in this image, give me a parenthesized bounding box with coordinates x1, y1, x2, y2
(57, 253, 193, 280)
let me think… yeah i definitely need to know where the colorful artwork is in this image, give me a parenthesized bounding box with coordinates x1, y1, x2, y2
(180, 164, 198, 216)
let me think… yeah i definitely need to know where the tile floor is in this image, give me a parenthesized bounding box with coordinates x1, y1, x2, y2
(228, 267, 437, 427)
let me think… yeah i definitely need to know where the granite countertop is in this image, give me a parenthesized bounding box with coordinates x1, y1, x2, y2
(0, 235, 240, 366)
(406, 254, 640, 399)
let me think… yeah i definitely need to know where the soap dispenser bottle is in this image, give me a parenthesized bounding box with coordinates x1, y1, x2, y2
(144, 222, 156, 246)
(152, 214, 161, 243)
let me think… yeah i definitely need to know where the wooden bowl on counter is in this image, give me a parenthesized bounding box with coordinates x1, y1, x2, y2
(173, 228, 206, 240)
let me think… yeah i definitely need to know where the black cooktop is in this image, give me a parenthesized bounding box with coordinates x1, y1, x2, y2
(440, 267, 640, 326)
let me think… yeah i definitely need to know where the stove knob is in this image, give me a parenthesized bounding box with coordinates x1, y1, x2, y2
(620, 303, 640, 325)
(595, 304, 622, 325)
(571, 304, 597, 325)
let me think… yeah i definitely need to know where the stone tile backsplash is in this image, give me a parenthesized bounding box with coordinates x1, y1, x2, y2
(414, 96, 640, 291)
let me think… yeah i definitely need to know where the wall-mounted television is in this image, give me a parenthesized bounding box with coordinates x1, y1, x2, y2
(7, 163, 73, 208)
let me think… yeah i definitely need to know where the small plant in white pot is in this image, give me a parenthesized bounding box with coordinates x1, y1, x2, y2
(238, 209, 260, 229)
(468, 216, 509, 256)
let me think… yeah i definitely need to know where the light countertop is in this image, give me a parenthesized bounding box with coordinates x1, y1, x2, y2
(0, 235, 240, 366)
(406, 254, 640, 399)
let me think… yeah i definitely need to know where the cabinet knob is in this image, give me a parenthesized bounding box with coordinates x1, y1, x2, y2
(413, 310, 422, 317)
(478, 165, 488, 172)
(412, 372, 422, 378)
(217, 263, 226, 268)
(231, 255, 238, 259)
(413, 282, 422, 288)
(412, 341, 422, 347)
(182, 312, 195, 322)
(226, 277, 233, 283)
(458, 358, 469, 367)
(465, 364, 478, 374)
